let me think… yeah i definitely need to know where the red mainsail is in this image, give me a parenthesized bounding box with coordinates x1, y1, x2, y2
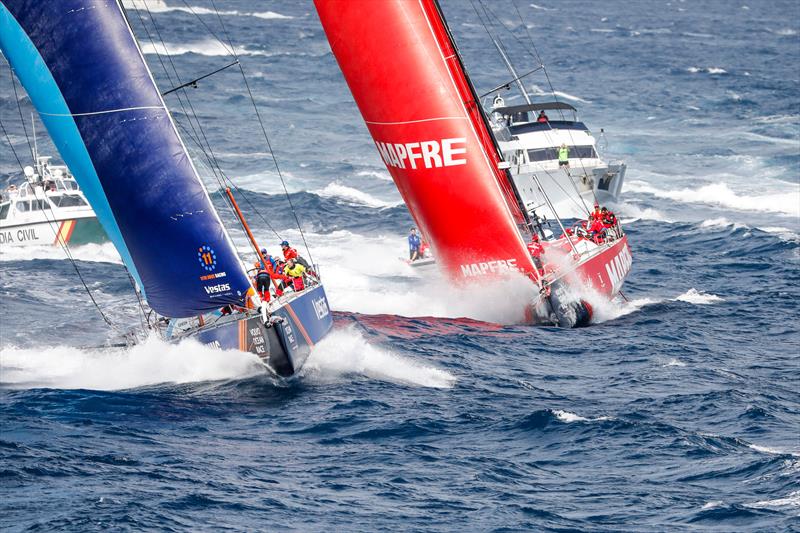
(315, 0, 537, 282)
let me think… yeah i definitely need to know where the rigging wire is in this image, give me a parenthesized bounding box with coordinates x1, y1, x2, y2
(209, 0, 316, 267)
(137, 0, 296, 252)
(474, 0, 597, 215)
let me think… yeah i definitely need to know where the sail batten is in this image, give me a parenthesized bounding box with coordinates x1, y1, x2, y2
(0, 0, 254, 317)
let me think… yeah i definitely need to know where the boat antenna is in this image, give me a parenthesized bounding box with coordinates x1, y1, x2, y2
(210, 0, 316, 267)
(491, 39, 531, 104)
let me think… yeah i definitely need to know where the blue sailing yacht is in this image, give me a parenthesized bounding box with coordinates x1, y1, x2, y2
(0, 0, 333, 376)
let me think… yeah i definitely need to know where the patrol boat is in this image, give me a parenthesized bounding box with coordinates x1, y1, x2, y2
(1, 0, 333, 376)
(316, 0, 632, 326)
(0, 156, 106, 248)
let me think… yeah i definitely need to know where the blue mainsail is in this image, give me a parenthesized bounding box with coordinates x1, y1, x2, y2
(0, 0, 255, 317)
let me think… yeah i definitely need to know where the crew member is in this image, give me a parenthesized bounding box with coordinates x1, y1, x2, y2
(408, 227, 421, 261)
(558, 143, 570, 171)
(537, 110, 549, 123)
(280, 240, 311, 271)
(284, 257, 306, 292)
(253, 260, 272, 302)
(527, 234, 545, 271)
(589, 216, 606, 243)
(590, 203, 602, 222)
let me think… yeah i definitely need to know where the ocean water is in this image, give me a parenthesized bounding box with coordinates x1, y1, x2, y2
(1, 0, 799, 531)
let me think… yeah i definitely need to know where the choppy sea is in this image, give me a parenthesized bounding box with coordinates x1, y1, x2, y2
(1, 1, 799, 531)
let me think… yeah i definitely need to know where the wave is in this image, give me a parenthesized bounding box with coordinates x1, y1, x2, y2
(313, 182, 401, 208)
(528, 84, 591, 104)
(675, 288, 724, 305)
(124, 1, 293, 19)
(552, 409, 612, 423)
(301, 327, 456, 389)
(529, 3, 555, 10)
(0, 336, 264, 391)
(625, 180, 800, 217)
(356, 170, 393, 182)
(140, 39, 268, 57)
(0, 242, 122, 264)
(687, 66, 728, 74)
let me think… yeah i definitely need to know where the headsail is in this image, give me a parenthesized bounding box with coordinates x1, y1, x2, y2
(0, 0, 254, 317)
(315, 0, 537, 282)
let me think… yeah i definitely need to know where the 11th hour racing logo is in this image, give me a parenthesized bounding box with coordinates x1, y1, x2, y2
(198, 245, 217, 271)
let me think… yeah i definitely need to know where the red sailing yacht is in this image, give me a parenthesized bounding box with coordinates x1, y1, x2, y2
(314, 0, 632, 326)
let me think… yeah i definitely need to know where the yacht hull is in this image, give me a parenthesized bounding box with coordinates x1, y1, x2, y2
(190, 285, 334, 378)
(0, 215, 106, 248)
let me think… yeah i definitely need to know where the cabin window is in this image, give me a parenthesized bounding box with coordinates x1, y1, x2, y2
(55, 194, 86, 207)
(15, 201, 29, 212)
(527, 145, 598, 162)
(0, 204, 9, 220)
(29, 199, 48, 211)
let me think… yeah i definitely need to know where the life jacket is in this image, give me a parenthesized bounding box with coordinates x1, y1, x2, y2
(285, 263, 306, 278)
(283, 247, 298, 261)
(558, 147, 569, 162)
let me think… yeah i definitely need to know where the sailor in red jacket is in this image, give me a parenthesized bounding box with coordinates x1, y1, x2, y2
(527, 234, 545, 271)
(281, 240, 298, 261)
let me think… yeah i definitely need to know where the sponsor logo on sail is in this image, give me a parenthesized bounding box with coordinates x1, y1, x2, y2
(374, 137, 467, 170)
(460, 258, 518, 277)
(204, 283, 231, 295)
(197, 245, 217, 272)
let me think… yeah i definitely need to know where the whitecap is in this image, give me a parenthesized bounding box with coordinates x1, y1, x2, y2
(553, 409, 612, 423)
(675, 288, 724, 305)
(0, 241, 122, 264)
(0, 336, 264, 390)
(624, 181, 800, 217)
(301, 327, 456, 389)
(529, 3, 554, 10)
(746, 491, 800, 510)
(140, 39, 268, 57)
(313, 182, 401, 208)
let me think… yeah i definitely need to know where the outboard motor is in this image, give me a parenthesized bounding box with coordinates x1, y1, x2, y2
(545, 279, 593, 328)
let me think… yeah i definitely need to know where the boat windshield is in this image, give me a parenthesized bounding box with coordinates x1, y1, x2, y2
(528, 145, 598, 162)
(52, 194, 86, 207)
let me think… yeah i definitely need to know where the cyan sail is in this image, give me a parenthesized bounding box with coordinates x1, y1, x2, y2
(0, 0, 254, 317)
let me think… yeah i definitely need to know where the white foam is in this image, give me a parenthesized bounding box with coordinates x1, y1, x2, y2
(675, 288, 724, 305)
(625, 180, 800, 217)
(553, 409, 611, 423)
(701, 501, 725, 510)
(313, 182, 401, 208)
(124, 1, 293, 19)
(273, 228, 539, 324)
(687, 66, 728, 74)
(356, 170, 393, 182)
(760, 226, 800, 242)
(140, 39, 268, 57)
(700, 217, 747, 231)
(748, 443, 800, 457)
(746, 491, 800, 511)
(0, 336, 264, 391)
(251, 11, 293, 20)
(528, 84, 591, 104)
(0, 242, 122, 264)
(663, 358, 687, 367)
(301, 327, 456, 389)
(529, 3, 554, 10)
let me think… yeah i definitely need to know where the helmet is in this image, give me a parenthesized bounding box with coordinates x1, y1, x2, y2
(280, 240, 289, 247)
(260, 248, 267, 254)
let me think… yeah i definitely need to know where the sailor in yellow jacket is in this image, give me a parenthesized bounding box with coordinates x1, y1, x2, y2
(284, 258, 306, 292)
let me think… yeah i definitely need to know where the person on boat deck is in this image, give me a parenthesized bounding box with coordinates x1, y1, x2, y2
(590, 203, 602, 221)
(280, 240, 311, 270)
(260, 248, 277, 270)
(253, 260, 272, 302)
(527, 234, 545, 271)
(408, 227, 422, 261)
(419, 237, 431, 259)
(284, 258, 306, 292)
(588, 216, 606, 243)
(558, 143, 570, 171)
(537, 110, 549, 123)
(601, 207, 617, 228)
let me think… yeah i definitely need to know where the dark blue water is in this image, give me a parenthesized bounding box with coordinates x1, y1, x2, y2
(1, 1, 799, 531)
